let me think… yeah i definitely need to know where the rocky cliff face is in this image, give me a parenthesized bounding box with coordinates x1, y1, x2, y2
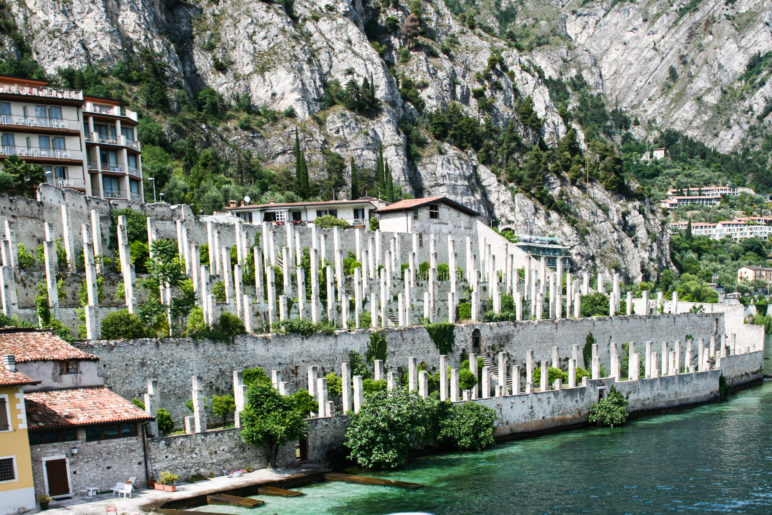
(7, 0, 744, 279)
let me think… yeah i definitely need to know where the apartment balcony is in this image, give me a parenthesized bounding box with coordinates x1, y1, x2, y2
(85, 133, 141, 151)
(0, 84, 83, 102)
(50, 177, 87, 190)
(87, 162, 142, 179)
(127, 166, 141, 178)
(130, 191, 142, 202)
(83, 102, 138, 122)
(103, 190, 125, 199)
(0, 145, 83, 161)
(0, 114, 81, 132)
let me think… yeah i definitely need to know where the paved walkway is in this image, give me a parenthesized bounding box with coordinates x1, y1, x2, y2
(37, 464, 326, 514)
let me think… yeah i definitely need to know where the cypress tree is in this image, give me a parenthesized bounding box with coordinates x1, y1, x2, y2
(350, 157, 360, 199)
(294, 130, 309, 199)
(375, 143, 384, 197)
(385, 162, 394, 201)
(183, 136, 198, 175)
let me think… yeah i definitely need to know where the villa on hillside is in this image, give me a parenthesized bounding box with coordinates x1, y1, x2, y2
(661, 195, 722, 209)
(669, 218, 772, 240)
(224, 197, 387, 227)
(0, 74, 144, 201)
(737, 265, 772, 286)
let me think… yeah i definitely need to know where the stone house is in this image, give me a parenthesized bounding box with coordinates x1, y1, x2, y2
(0, 328, 152, 498)
(375, 196, 480, 235)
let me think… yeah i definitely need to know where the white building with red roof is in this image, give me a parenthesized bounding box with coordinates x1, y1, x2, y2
(224, 196, 387, 227)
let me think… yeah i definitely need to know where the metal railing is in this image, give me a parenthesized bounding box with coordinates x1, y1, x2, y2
(0, 145, 83, 160)
(0, 84, 83, 101)
(127, 166, 141, 178)
(0, 114, 81, 131)
(86, 133, 141, 151)
(53, 177, 87, 189)
(103, 190, 125, 199)
(83, 102, 138, 121)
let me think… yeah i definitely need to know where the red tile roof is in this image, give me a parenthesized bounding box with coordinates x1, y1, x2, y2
(25, 387, 153, 430)
(0, 328, 98, 362)
(0, 366, 38, 387)
(374, 196, 479, 217)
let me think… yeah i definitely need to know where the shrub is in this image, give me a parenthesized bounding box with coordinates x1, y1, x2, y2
(101, 309, 145, 339)
(210, 313, 245, 342)
(439, 402, 497, 450)
(325, 372, 342, 396)
(212, 281, 227, 303)
(314, 215, 349, 229)
(243, 367, 272, 387)
(588, 386, 628, 426)
(17, 244, 36, 270)
(363, 378, 387, 394)
(458, 368, 477, 390)
(186, 307, 208, 339)
(159, 471, 178, 485)
(369, 217, 379, 231)
(366, 331, 387, 363)
(157, 408, 174, 434)
(212, 394, 236, 424)
(532, 366, 568, 386)
(580, 293, 610, 317)
(290, 389, 317, 417)
(344, 389, 433, 469)
(281, 319, 316, 338)
(458, 302, 472, 320)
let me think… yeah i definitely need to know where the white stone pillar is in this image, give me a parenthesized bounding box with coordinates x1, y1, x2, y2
(626, 291, 633, 316)
(60, 205, 74, 271)
(526, 350, 534, 389)
(481, 366, 490, 399)
(297, 267, 306, 319)
(387, 371, 395, 391)
(192, 376, 207, 433)
(591, 344, 600, 380)
(242, 294, 253, 333)
(341, 362, 352, 414)
(439, 355, 448, 401)
(307, 366, 318, 398)
(671, 291, 678, 314)
(630, 353, 640, 381)
(551, 346, 559, 369)
(89, 210, 103, 272)
(374, 359, 384, 381)
(568, 358, 576, 388)
(418, 370, 429, 399)
(675, 340, 682, 374)
(353, 375, 363, 413)
(511, 365, 520, 395)
(661, 341, 668, 376)
(42, 239, 58, 310)
(144, 379, 159, 437)
(540, 362, 548, 391)
(497, 352, 507, 398)
(645, 341, 652, 378)
(116, 216, 135, 313)
(316, 377, 328, 417)
(641, 290, 649, 315)
(450, 368, 459, 402)
(651, 352, 659, 378)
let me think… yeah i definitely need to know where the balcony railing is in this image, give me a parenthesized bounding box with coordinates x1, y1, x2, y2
(84, 102, 138, 122)
(86, 133, 141, 151)
(0, 84, 83, 101)
(0, 145, 83, 161)
(127, 166, 141, 178)
(130, 191, 142, 202)
(103, 190, 125, 199)
(51, 177, 87, 190)
(86, 162, 142, 177)
(0, 114, 81, 131)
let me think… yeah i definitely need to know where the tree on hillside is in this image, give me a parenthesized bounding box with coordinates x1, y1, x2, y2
(240, 383, 307, 468)
(293, 130, 309, 199)
(384, 162, 394, 201)
(375, 143, 384, 197)
(350, 157, 360, 199)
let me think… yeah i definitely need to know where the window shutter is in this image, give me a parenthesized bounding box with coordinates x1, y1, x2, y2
(0, 398, 9, 431)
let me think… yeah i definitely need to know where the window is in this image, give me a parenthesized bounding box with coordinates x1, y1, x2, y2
(52, 137, 65, 150)
(58, 360, 78, 375)
(28, 429, 77, 445)
(0, 457, 15, 482)
(129, 180, 140, 196)
(265, 210, 287, 222)
(48, 106, 62, 120)
(1, 133, 15, 147)
(413, 210, 418, 220)
(39, 135, 50, 150)
(316, 209, 338, 217)
(103, 176, 121, 197)
(55, 167, 68, 180)
(127, 154, 137, 169)
(35, 105, 47, 119)
(0, 396, 9, 431)
(291, 211, 302, 221)
(429, 204, 439, 219)
(0, 102, 9, 122)
(86, 423, 137, 441)
(100, 150, 118, 170)
(121, 127, 134, 142)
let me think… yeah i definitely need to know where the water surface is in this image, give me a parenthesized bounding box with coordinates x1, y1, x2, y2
(200, 379, 771, 514)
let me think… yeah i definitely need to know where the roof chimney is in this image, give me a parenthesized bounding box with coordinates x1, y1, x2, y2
(229, 200, 237, 208)
(2, 354, 16, 373)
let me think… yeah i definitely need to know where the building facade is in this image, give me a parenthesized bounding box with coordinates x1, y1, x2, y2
(225, 197, 385, 227)
(0, 329, 152, 498)
(375, 196, 480, 235)
(661, 195, 721, 209)
(669, 219, 772, 241)
(0, 75, 143, 201)
(737, 266, 772, 286)
(0, 355, 37, 512)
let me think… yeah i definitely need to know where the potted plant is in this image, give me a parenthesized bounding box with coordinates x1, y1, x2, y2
(155, 471, 178, 492)
(37, 494, 52, 510)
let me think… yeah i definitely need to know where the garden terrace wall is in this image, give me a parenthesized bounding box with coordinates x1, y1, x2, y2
(74, 314, 723, 426)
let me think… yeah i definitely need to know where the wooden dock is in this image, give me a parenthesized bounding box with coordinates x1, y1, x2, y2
(257, 485, 304, 497)
(323, 472, 424, 489)
(207, 493, 264, 507)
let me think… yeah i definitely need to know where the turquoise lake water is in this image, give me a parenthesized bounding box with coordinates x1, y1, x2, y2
(199, 375, 771, 514)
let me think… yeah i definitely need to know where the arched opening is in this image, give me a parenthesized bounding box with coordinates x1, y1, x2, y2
(472, 329, 481, 355)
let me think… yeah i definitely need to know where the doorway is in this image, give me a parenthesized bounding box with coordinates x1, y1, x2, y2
(43, 456, 71, 497)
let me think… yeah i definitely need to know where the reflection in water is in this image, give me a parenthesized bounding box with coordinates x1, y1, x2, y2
(198, 381, 772, 514)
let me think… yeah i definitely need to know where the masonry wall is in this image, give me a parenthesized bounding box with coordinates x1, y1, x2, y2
(613, 371, 721, 411)
(29, 428, 146, 497)
(74, 314, 723, 426)
(719, 351, 764, 387)
(305, 415, 348, 463)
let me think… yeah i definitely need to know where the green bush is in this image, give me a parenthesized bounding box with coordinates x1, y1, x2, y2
(425, 323, 454, 354)
(101, 309, 145, 339)
(325, 372, 342, 397)
(314, 215, 349, 229)
(458, 368, 477, 390)
(363, 378, 387, 394)
(186, 307, 208, 339)
(369, 218, 379, 231)
(212, 394, 236, 424)
(458, 302, 472, 320)
(580, 293, 610, 317)
(290, 389, 317, 417)
(210, 313, 245, 342)
(366, 331, 387, 363)
(17, 244, 36, 270)
(588, 386, 628, 426)
(439, 402, 497, 451)
(243, 367, 272, 387)
(157, 408, 174, 434)
(532, 366, 568, 386)
(212, 281, 227, 303)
